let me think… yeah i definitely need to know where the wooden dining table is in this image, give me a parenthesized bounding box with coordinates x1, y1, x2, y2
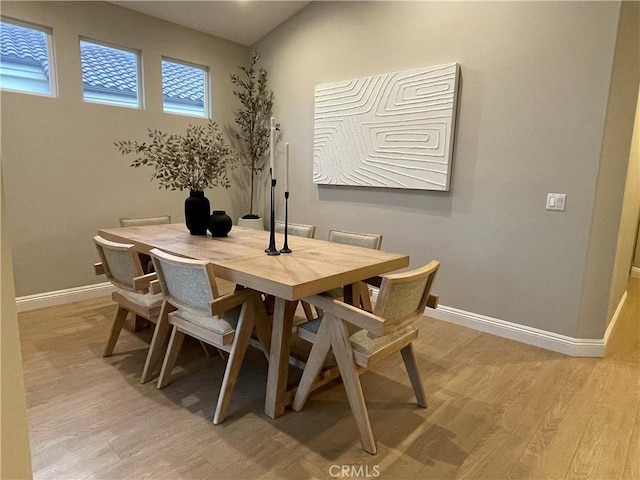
(98, 223, 409, 418)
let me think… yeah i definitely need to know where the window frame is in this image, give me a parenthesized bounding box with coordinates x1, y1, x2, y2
(161, 56, 210, 118)
(79, 36, 143, 109)
(0, 16, 57, 98)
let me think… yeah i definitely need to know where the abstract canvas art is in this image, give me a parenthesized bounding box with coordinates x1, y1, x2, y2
(313, 63, 460, 191)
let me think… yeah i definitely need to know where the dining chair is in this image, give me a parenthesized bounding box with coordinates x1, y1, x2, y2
(117, 215, 172, 329)
(273, 220, 317, 322)
(325, 229, 383, 313)
(119, 215, 172, 272)
(328, 229, 382, 250)
(150, 248, 270, 424)
(292, 260, 440, 454)
(119, 215, 172, 227)
(93, 235, 163, 358)
(275, 220, 316, 239)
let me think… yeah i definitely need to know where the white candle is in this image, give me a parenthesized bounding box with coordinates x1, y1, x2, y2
(285, 143, 289, 192)
(270, 126, 275, 177)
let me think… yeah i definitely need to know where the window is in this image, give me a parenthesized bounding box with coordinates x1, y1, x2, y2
(80, 39, 140, 108)
(0, 18, 55, 96)
(162, 58, 207, 117)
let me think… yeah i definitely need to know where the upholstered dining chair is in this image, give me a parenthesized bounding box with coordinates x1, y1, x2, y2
(119, 215, 172, 227)
(93, 235, 163, 358)
(293, 260, 440, 454)
(273, 220, 317, 322)
(275, 220, 316, 239)
(324, 229, 383, 313)
(328, 229, 382, 249)
(119, 215, 172, 272)
(117, 215, 172, 329)
(150, 248, 270, 424)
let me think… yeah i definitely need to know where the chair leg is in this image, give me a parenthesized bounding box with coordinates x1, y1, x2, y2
(199, 341, 214, 357)
(141, 300, 175, 384)
(301, 301, 315, 321)
(358, 282, 373, 312)
(328, 315, 377, 455)
(131, 314, 148, 332)
(198, 341, 226, 360)
(213, 302, 256, 425)
(291, 315, 333, 412)
(157, 326, 185, 389)
(103, 305, 129, 357)
(400, 343, 427, 408)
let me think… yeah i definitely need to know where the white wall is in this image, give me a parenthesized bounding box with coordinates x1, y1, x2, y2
(1, 1, 248, 296)
(255, 1, 631, 338)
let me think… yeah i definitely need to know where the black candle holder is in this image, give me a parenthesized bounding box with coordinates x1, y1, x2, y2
(280, 191, 292, 254)
(265, 171, 280, 256)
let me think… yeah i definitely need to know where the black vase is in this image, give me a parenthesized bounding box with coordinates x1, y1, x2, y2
(184, 190, 210, 235)
(208, 210, 233, 237)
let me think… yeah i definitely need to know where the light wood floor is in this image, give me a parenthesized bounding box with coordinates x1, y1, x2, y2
(19, 277, 639, 480)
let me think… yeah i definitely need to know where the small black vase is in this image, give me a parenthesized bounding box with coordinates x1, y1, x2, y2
(208, 210, 233, 237)
(185, 190, 210, 235)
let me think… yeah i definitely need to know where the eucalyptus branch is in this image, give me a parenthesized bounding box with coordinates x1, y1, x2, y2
(115, 121, 236, 191)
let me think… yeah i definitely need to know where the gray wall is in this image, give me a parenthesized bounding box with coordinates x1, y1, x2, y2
(1, 1, 248, 296)
(0, 168, 32, 480)
(255, 1, 629, 338)
(601, 1, 640, 330)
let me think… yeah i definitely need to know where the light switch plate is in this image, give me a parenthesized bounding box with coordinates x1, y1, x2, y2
(546, 193, 566, 211)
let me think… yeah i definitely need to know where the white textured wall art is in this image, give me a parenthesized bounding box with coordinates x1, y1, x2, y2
(313, 63, 460, 191)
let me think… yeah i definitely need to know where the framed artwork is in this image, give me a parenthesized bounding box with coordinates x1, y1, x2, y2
(313, 63, 460, 191)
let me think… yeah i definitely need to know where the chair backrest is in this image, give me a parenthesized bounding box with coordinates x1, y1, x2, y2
(275, 221, 316, 238)
(328, 229, 382, 250)
(373, 261, 440, 334)
(150, 248, 219, 313)
(93, 235, 145, 291)
(119, 215, 172, 227)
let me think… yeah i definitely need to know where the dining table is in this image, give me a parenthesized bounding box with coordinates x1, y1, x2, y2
(98, 223, 409, 418)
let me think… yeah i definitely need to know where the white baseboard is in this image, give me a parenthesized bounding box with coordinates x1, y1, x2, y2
(16, 282, 116, 313)
(632, 267, 640, 279)
(604, 291, 627, 344)
(371, 288, 627, 358)
(17, 282, 629, 357)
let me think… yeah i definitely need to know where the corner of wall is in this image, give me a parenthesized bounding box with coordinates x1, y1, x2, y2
(0, 167, 33, 479)
(577, 1, 640, 338)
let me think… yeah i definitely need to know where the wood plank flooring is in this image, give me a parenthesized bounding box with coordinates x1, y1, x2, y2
(18, 277, 639, 479)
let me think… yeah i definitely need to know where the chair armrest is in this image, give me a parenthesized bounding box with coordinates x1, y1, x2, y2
(427, 294, 439, 309)
(210, 288, 258, 317)
(94, 262, 105, 276)
(133, 272, 157, 291)
(149, 280, 162, 295)
(303, 293, 385, 336)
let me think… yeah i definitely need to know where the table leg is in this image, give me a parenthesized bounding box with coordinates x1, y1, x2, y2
(265, 297, 296, 418)
(343, 283, 354, 305)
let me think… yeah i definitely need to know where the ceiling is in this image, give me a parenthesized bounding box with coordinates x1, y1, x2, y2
(109, 1, 310, 46)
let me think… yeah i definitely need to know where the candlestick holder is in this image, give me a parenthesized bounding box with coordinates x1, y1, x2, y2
(280, 191, 292, 253)
(265, 172, 280, 256)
